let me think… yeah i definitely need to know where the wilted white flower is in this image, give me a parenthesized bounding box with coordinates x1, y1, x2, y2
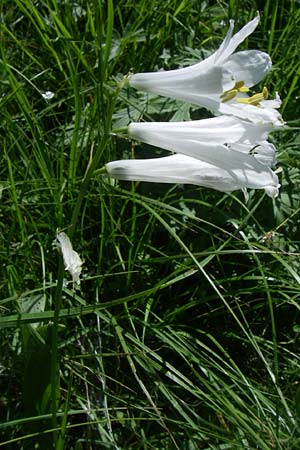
(105, 153, 279, 199)
(56, 232, 83, 285)
(129, 15, 283, 126)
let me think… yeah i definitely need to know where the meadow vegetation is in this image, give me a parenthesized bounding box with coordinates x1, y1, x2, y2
(1, 0, 300, 448)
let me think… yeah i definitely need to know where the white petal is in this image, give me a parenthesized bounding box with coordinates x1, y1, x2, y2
(130, 64, 223, 110)
(219, 101, 284, 126)
(212, 19, 235, 63)
(129, 16, 265, 111)
(106, 153, 279, 196)
(261, 92, 282, 109)
(128, 116, 271, 151)
(229, 141, 277, 167)
(215, 14, 260, 63)
(56, 232, 83, 284)
(254, 142, 277, 167)
(127, 119, 279, 195)
(264, 185, 280, 198)
(223, 50, 271, 88)
(106, 154, 239, 191)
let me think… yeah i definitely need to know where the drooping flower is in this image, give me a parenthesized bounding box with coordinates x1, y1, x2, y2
(129, 15, 283, 126)
(105, 153, 279, 199)
(56, 232, 83, 285)
(128, 115, 277, 169)
(108, 115, 280, 198)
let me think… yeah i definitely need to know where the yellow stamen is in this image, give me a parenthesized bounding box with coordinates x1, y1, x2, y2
(220, 89, 238, 102)
(220, 80, 250, 103)
(235, 80, 250, 92)
(237, 86, 269, 107)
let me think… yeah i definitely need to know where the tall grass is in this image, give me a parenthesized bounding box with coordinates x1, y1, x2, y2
(1, 0, 300, 449)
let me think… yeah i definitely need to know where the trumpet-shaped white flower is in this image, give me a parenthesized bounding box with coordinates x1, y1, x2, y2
(129, 15, 283, 126)
(117, 115, 280, 198)
(56, 232, 83, 285)
(105, 153, 279, 198)
(128, 116, 276, 168)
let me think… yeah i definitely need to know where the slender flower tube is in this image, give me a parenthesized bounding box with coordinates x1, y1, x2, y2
(129, 15, 283, 126)
(128, 116, 276, 168)
(105, 154, 279, 198)
(113, 116, 280, 197)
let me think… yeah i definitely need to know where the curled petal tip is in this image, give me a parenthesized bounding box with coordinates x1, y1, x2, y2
(265, 185, 280, 198)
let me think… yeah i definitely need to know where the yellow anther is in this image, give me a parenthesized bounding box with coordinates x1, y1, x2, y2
(239, 86, 250, 93)
(220, 89, 238, 102)
(220, 80, 250, 103)
(262, 86, 269, 99)
(235, 80, 250, 92)
(237, 86, 269, 107)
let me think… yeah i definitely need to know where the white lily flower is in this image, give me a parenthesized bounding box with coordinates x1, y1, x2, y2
(105, 153, 279, 198)
(128, 116, 276, 168)
(129, 15, 282, 125)
(121, 116, 280, 198)
(56, 232, 83, 285)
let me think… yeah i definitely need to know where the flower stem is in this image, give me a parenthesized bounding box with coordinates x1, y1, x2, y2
(51, 254, 64, 447)
(68, 79, 124, 239)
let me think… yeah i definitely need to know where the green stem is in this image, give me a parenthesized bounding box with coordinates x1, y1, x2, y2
(69, 80, 124, 239)
(267, 292, 279, 442)
(68, 135, 109, 239)
(93, 166, 107, 176)
(51, 255, 64, 448)
(111, 126, 129, 134)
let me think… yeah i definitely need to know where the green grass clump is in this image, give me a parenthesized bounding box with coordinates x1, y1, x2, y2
(1, 0, 300, 449)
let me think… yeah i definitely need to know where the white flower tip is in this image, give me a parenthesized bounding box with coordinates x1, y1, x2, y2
(106, 161, 126, 178)
(248, 12, 260, 29)
(242, 188, 249, 202)
(264, 185, 280, 198)
(56, 232, 83, 285)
